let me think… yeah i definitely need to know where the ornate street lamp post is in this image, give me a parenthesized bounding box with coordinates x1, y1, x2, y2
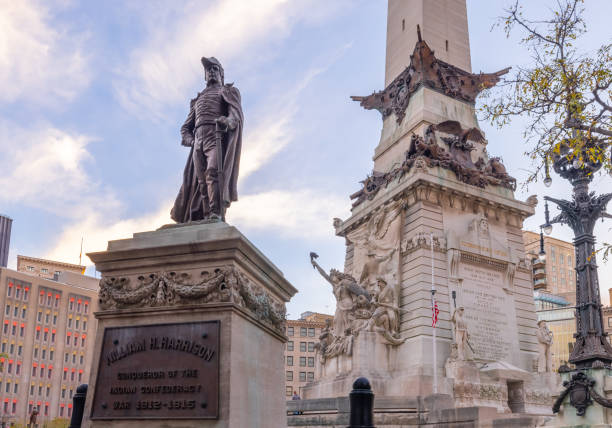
(542, 141, 612, 368)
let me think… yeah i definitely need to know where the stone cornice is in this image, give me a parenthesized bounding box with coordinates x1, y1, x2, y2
(336, 167, 535, 237)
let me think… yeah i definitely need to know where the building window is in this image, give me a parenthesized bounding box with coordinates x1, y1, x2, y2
(308, 357, 314, 367)
(287, 341, 294, 351)
(308, 328, 315, 337)
(21, 308, 26, 318)
(300, 342, 306, 352)
(286, 386, 293, 397)
(37, 311, 42, 322)
(299, 357, 306, 367)
(299, 372, 306, 381)
(308, 342, 315, 352)
(5, 305, 10, 315)
(286, 371, 293, 381)
(300, 327, 307, 337)
(608, 317, 612, 328)
(286, 356, 293, 366)
(287, 326, 294, 336)
(307, 372, 314, 381)
(41, 268, 48, 274)
(26, 266, 34, 272)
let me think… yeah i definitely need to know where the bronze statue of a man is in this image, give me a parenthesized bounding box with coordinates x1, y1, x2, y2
(171, 57, 244, 222)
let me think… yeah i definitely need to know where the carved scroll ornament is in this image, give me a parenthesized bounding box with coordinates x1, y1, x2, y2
(99, 266, 286, 333)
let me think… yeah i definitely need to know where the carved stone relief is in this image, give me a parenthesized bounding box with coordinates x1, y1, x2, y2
(98, 266, 286, 333)
(345, 200, 403, 292)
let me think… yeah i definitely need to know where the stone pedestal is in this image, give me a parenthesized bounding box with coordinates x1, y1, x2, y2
(546, 367, 612, 428)
(83, 222, 297, 428)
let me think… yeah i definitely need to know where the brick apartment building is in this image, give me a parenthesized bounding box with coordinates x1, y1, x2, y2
(284, 312, 332, 398)
(0, 257, 97, 426)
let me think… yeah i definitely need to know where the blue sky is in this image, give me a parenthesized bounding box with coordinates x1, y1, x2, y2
(1, 0, 611, 318)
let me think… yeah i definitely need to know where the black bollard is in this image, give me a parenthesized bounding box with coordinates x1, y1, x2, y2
(68, 384, 88, 428)
(348, 377, 375, 428)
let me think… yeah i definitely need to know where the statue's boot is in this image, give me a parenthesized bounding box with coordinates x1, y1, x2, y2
(206, 168, 221, 219)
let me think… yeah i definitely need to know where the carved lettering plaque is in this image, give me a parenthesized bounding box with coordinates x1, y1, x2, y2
(91, 321, 219, 420)
(458, 263, 518, 362)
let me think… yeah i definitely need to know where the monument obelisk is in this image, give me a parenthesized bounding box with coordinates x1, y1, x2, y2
(296, 1, 557, 425)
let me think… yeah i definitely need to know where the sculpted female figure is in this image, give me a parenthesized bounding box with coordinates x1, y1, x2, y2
(310, 253, 369, 337)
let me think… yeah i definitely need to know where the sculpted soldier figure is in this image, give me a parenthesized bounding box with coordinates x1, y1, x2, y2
(536, 320, 554, 373)
(171, 57, 244, 222)
(451, 306, 473, 361)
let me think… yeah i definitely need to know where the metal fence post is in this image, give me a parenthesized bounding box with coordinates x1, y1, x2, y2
(348, 377, 375, 428)
(68, 384, 88, 428)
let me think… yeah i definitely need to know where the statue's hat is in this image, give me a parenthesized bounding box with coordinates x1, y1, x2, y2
(201, 56, 222, 69)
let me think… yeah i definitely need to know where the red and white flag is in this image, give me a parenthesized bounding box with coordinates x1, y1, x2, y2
(431, 299, 439, 327)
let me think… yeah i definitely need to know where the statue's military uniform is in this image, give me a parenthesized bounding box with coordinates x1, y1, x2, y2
(172, 56, 244, 224)
(181, 83, 229, 215)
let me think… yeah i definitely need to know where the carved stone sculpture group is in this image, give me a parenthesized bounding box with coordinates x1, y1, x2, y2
(350, 122, 517, 207)
(309, 252, 405, 363)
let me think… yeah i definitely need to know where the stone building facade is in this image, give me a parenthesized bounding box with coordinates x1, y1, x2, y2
(0, 262, 97, 426)
(523, 231, 576, 301)
(16, 255, 86, 280)
(524, 232, 577, 371)
(284, 312, 333, 397)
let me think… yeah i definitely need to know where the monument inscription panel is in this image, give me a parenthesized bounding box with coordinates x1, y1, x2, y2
(91, 321, 219, 420)
(459, 262, 516, 362)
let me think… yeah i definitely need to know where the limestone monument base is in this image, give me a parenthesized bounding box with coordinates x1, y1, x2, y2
(83, 222, 296, 428)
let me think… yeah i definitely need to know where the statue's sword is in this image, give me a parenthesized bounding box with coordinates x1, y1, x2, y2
(215, 121, 228, 221)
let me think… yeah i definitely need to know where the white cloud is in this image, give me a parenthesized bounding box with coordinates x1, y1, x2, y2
(113, 0, 345, 117)
(240, 44, 353, 181)
(227, 189, 348, 239)
(45, 203, 172, 266)
(0, 122, 119, 218)
(46, 188, 347, 266)
(0, 0, 90, 104)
